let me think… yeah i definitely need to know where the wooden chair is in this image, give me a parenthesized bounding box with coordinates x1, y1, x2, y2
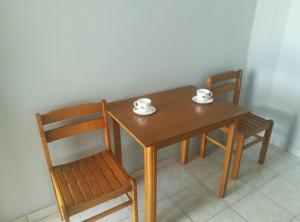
(36, 100, 138, 222)
(199, 70, 274, 180)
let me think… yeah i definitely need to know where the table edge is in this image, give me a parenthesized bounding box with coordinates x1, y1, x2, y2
(108, 110, 250, 149)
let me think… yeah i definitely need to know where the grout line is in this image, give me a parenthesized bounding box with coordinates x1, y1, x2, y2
(166, 165, 233, 222)
(258, 189, 296, 217)
(167, 196, 194, 222)
(182, 156, 259, 207)
(230, 206, 249, 222)
(203, 208, 229, 222)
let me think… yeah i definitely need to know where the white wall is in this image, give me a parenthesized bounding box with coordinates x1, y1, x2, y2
(0, 1, 257, 221)
(245, 0, 292, 108)
(246, 0, 300, 156)
(267, 0, 300, 154)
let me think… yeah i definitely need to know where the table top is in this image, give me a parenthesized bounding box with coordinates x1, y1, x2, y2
(108, 85, 249, 148)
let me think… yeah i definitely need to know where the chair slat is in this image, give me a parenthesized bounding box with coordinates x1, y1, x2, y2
(78, 159, 104, 197)
(101, 151, 130, 186)
(237, 125, 253, 136)
(69, 162, 95, 201)
(237, 113, 271, 137)
(86, 157, 113, 194)
(212, 83, 237, 95)
(62, 165, 86, 205)
(45, 118, 105, 142)
(239, 119, 259, 131)
(209, 71, 241, 83)
(94, 155, 122, 190)
(41, 103, 102, 124)
(53, 167, 75, 207)
(240, 114, 266, 127)
(246, 114, 270, 127)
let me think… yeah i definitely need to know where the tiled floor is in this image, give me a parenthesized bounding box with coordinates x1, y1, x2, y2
(37, 144, 300, 222)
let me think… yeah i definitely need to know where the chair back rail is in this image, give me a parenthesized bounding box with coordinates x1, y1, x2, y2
(36, 100, 111, 169)
(41, 103, 102, 124)
(45, 118, 105, 142)
(207, 70, 242, 105)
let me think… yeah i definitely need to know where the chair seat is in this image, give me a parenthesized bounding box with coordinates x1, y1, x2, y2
(237, 113, 271, 138)
(220, 113, 271, 138)
(52, 150, 132, 215)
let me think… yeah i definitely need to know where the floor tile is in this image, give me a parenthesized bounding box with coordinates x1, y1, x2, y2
(123, 175, 168, 210)
(207, 149, 226, 164)
(184, 156, 222, 180)
(207, 208, 246, 222)
(157, 162, 197, 196)
(232, 191, 293, 222)
(282, 163, 300, 187)
(238, 157, 278, 188)
(269, 145, 300, 161)
(171, 183, 228, 222)
(121, 198, 192, 222)
(259, 176, 300, 215)
(247, 147, 299, 174)
(265, 150, 299, 173)
(201, 172, 255, 205)
(80, 197, 130, 222)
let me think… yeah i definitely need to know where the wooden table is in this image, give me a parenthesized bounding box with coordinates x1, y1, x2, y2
(108, 85, 249, 222)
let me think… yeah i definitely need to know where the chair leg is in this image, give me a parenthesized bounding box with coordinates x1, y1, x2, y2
(130, 178, 138, 222)
(57, 208, 63, 221)
(231, 134, 245, 180)
(62, 210, 69, 222)
(200, 133, 207, 158)
(180, 139, 189, 164)
(258, 120, 274, 164)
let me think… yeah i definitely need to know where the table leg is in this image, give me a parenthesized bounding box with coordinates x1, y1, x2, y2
(180, 139, 189, 164)
(112, 118, 122, 164)
(219, 120, 237, 197)
(144, 146, 157, 222)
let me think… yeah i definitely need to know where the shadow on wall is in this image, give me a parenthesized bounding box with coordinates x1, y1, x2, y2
(255, 106, 299, 150)
(250, 104, 298, 151)
(241, 70, 256, 108)
(241, 71, 298, 151)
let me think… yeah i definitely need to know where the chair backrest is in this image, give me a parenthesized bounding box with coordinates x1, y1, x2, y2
(36, 100, 111, 169)
(206, 70, 242, 105)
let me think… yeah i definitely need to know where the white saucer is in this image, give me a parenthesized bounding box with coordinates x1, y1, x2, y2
(133, 106, 156, 115)
(192, 96, 213, 104)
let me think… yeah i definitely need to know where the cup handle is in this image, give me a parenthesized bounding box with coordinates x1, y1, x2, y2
(209, 92, 213, 97)
(134, 101, 138, 107)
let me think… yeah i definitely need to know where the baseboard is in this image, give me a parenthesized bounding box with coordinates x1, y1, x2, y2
(12, 205, 57, 222)
(271, 137, 300, 158)
(26, 205, 58, 222)
(11, 216, 28, 222)
(12, 155, 177, 222)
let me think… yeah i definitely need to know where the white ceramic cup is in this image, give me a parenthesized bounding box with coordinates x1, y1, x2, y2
(134, 98, 151, 111)
(197, 89, 213, 101)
